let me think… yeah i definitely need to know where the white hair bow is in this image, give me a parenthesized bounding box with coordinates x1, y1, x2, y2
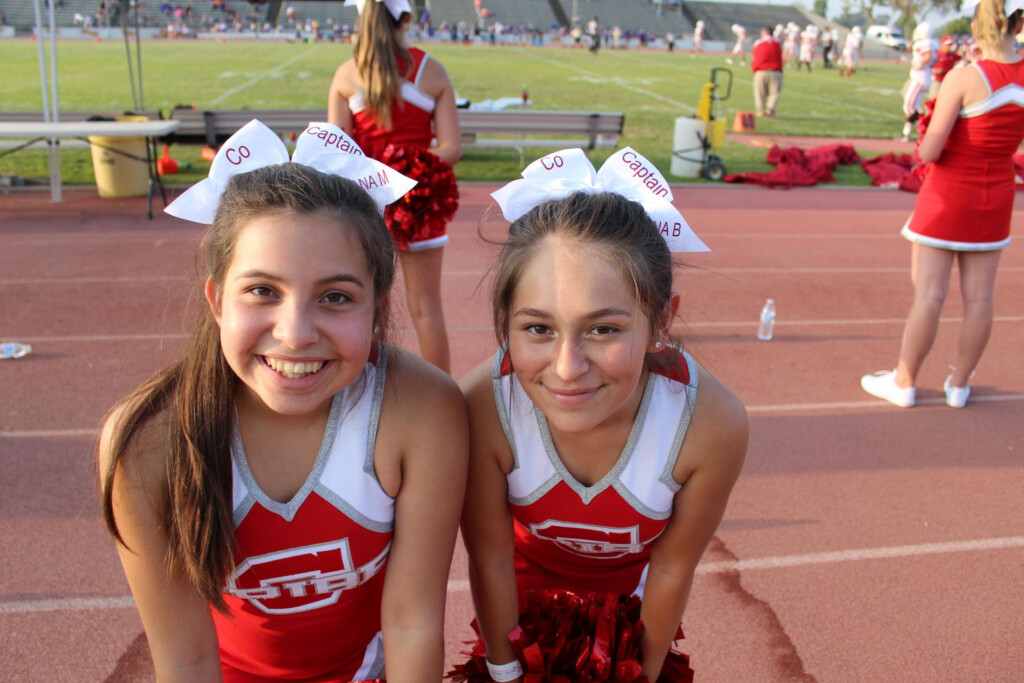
(165, 119, 416, 224)
(491, 147, 709, 253)
(346, 0, 411, 21)
(962, 0, 1024, 14)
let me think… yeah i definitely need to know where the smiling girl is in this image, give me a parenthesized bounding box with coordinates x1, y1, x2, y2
(98, 121, 467, 681)
(458, 150, 748, 681)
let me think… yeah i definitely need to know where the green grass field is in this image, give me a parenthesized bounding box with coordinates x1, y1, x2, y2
(1, 40, 913, 186)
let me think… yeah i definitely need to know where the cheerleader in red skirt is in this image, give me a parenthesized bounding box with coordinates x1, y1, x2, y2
(328, 0, 461, 373)
(455, 149, 748, 682)
(861, 0, 1023, 409)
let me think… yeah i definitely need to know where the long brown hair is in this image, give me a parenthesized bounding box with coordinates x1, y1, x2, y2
(974, 0, 1023, 53)
(491, 191, 683, 375)
(355, 1, 413, 129)
(100, 163, 396, 609)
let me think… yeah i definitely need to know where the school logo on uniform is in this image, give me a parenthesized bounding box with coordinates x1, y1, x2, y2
(530, 520, 646, 559)
(225, 538, 390, 614)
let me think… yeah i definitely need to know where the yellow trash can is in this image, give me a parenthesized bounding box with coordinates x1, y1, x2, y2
(89, 115, 150, 199)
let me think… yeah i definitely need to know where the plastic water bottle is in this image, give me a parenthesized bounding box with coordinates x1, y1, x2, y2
(757, 299, 775, 341)
(0, 342, 32, 359)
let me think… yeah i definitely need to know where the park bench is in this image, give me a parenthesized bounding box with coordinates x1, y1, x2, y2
(166, 107, 626, 165)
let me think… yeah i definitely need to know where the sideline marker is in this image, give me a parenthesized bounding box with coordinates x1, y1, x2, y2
(732, 111, 756, 133)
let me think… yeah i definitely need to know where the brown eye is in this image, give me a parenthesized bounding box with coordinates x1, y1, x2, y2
(321, 291, 352, 305)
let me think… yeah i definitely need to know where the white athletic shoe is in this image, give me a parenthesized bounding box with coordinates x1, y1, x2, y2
(861, 369, 915, 408)
(943, 376, 971, 408)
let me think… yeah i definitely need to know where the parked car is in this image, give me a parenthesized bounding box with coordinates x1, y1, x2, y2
(866, 25, 907, 50)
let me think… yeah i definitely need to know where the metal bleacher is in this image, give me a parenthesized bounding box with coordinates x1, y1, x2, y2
(419, 0, 477, 26)
(0, 0, 268, 31)
(468, 0, 558, 29)
(684, 1, 810, 41)
(281, 2, 358, 26)
(566, 0, 692, 36)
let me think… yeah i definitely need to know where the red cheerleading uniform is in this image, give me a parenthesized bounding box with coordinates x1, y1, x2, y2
(214, 346, 395, 682)
(492, 348, 699, 599)
(349, 47, 458, 252)
(903, 59, 1024, 251)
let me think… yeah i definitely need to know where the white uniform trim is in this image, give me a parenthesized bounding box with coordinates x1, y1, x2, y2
(348, 54, 436, 116)
(352, 630, 385, 680)
(231, 343, 395, 530)
(901, 222, 1012, 251)
(406, 234, 449, 251)
(961, 83, 1024, 118)
(493, 349, 698, 517)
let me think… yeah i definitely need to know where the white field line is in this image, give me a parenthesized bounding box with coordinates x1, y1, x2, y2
(0, 66, 126, 95)
(517, 50, 696, 112)
(5, 536, 1022, 613)
(210, 47, 321, 104)
(611, 52, 889, 120)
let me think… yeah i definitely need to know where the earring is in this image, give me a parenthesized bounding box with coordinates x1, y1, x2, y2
(373, 325, 380, 336)
(654, 341, 664, 350)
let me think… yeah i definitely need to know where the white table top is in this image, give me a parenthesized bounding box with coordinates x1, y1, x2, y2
(0, 120, 180, 139)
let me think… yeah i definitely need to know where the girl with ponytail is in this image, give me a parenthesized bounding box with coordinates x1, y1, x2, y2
(99, 121, 467, 681)
(328, 0, 461, 373)
(862, 0, 1023, 409)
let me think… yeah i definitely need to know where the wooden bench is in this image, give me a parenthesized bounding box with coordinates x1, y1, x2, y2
(166, 108, 626, 165)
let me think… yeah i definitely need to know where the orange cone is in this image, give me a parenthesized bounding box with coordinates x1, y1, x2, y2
(201, 146, 218, 162)
(156, 145, 179, 175)
(732, 111, 756, 132)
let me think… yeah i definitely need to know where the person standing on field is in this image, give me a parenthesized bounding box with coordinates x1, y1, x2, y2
(900, 22, 939, 140)
(752, 26, 784, 117)
(587, 15, 601, 54)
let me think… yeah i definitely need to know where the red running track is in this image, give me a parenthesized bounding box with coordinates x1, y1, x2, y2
(1, 184, 1022, 681)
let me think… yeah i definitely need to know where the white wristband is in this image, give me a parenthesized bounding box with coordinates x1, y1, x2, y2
(486, 657, 523, 682)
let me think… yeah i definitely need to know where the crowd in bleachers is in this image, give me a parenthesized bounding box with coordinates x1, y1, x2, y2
(0, 0, 787, 45)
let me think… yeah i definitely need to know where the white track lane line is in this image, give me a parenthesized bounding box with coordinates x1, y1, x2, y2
(5, 536, 1022, 613)
(7, 393, 1023, 440)
(7, 315, 1023, 345)
(745, 393, 1024, 413)
(5, 267, 1024, 285)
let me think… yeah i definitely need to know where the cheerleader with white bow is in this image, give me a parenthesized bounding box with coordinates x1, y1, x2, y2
(457, 148, 748, 682)
(328, 0, 461, 374)
(100, 120, 468, 681)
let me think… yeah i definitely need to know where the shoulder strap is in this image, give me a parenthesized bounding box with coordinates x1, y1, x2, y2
(413, 51, 430, 86)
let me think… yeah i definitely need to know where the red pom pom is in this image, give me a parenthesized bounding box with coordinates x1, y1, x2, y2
(447, 590, 692, 683)
(376, 145, 459, 251)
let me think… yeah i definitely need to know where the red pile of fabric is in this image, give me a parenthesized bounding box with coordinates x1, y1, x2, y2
(723, 143, 861, 188)
(861, 98, 933, 192)
(860, 153, 924, 192)
(447, 590, 693, 683)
